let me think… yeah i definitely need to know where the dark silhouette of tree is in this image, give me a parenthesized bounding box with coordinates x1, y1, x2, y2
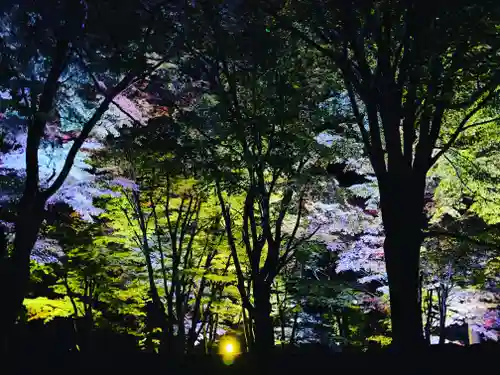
(264, 0, 500, 349)
(0, 0, 170, 351)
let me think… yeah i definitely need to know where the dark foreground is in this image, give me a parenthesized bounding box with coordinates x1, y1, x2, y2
(4, 343, 499, 375)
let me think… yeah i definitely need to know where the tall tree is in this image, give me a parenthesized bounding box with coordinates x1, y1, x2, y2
(41, 203, 149, 352)
(166, 1, 339, 351)
(266, 0, 500, 349)
(91, 126, 239, 354)
(0, 0, 169, 350)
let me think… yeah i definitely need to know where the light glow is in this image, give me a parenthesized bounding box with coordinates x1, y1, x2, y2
(219, 335, 241, 365)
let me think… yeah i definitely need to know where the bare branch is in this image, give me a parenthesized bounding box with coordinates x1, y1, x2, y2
(120, 205, 144, 251)
(278, 225, 323, 274)
(443, 154, 499, 205)
(284, 191, 305, 254)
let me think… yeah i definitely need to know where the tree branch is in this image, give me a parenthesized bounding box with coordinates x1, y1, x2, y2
(41, 72, 136, 199)
(25, 39, 70, 194)
(424, 229, 500, 250)
(461, 115, 500, 131)
(430, 89, 498, 167)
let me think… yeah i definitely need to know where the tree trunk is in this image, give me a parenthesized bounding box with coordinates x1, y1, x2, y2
(438, 285, 449, 345)
(274, 287, 286, 348)
(341, 308, 350, 341)
(0, 197, 44, 353)
(424, 289, 434, 345)
(383, 218, 424, 350)
(289, 311, 299, 346)
(0, 225, 6, 259)
(252, 281, 274, 352)
(242, 307, 254, 351)
(379, 171, 426, 351)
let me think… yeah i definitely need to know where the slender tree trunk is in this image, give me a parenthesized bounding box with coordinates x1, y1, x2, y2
(335, 314, 344, 338)
(208, 314, 216, 346)
(242, 306, 254, 351)
(151, 197, 173, 345)
(279, 307, 286, 348)
(63, 275, 82, 351)
(144, 251, 171, 350)
(438, 285, 449, 345)
(289, 311, 299, 346)
(274, 286, 286, 348)
(341, 309, 350, 341)
(424, 289, 434, 344)
(187, 272, 210, 350)
(0, 225, 6, 260)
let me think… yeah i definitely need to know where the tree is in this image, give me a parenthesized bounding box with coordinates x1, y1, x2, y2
(165, 2, 342, 351)
(421, 198, 500, 344)
(265, 0, 500, 349)
(303, 139, 391, 348)
(31, 203, 147, 352)
(91, 124, 243, 354)
(284, 240, 390, 350)
(0, 0, 170, 350)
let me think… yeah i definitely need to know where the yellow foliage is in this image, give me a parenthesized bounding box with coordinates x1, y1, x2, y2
(367, 335, 392, 347)
(23, 297, 77, 323)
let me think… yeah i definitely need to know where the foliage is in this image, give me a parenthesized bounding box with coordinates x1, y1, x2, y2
(23, 297, 76, 323)
(1, 0, 500, 355)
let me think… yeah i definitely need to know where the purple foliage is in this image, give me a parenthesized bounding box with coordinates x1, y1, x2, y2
(484, 309, 500, 330)
(471, 309, 500, 342)
(0, 85, 148, 222)
(31, 238, 64, 264)
(309, 199, 387, 284)
(110, 177, 139, 192)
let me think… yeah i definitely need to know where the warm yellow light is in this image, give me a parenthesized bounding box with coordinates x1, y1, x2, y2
(218, 335, 241, 365)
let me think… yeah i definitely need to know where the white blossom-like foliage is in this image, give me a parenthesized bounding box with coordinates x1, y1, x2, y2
(309, 199, 387, 287)
(109, 177, 139, 192)
(31, 238, 64, 264)
(0, 78, 151, 222)
(312, 107, 387, 290)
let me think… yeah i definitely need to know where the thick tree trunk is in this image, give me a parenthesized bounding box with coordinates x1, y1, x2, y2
(381, 177, 426, 351)
(252, 282, 274, 352)
(0, 196, 45, 353)
(385, 240, 423, 349)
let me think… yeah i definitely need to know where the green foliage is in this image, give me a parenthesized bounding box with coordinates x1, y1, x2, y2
(23, 297, 76, 323)
(8, 0, 500, 353)
(367, 335, 392, 347)
(431, 113, 500, 225)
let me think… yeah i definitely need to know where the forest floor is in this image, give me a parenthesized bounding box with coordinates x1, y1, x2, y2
(6, 343, 499, 375)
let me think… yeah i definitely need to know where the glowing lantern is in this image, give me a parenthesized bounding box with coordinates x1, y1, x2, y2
(218, 335, 241, 365)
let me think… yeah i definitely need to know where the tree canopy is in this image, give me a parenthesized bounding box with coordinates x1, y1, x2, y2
(1, 0, 500, 357)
